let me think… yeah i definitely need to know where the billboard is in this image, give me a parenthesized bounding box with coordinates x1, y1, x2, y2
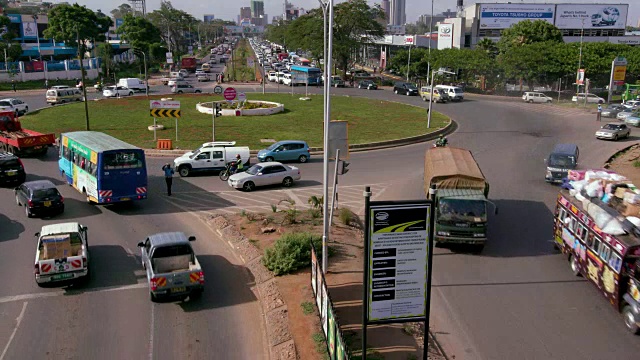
(223, 25, 264, 34)
(438, 23, 453, 50)
(555, 4, 628, 30)
(479, 3, 555, 29)
(204, 15, 215, 23)
(22, 21, 37, 38)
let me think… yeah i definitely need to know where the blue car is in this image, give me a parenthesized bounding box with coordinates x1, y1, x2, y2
(257, 140, 311, 163)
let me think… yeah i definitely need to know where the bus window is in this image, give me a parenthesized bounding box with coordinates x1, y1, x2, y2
(576, 224, 587, 241)
(586, 232, 595, 249)
(103, 151, 144, 169)
(609, 253, 622, 273)
(593, 238, 602, 254)
(600, 245, 611, 263)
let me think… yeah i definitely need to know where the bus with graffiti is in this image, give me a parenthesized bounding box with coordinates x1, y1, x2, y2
(58, 131, 148, 204)
(554, 189, 640, 334)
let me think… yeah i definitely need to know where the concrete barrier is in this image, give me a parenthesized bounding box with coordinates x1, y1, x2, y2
(196, 100, 284, 116)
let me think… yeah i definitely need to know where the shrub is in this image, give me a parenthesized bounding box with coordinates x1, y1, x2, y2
(283, 207, 299, 224)
(308, 208, 322, 218)
(262, 232, 323, 275)
(339, 208, 355, 225)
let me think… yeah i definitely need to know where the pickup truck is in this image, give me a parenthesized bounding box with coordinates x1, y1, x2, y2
(174, 143, 250, 177)
(138, 232, 204, 302)
(34, 222, 89, 286)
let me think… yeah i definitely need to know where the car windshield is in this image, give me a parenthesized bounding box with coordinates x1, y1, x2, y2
(33, 188, 59, 199)
(438, 198, 487, 222)
(0, 158, 19, 168)
(407, 85, 417, 90)
(245, 165, 262, 175)
(453, 88, 463, 93)
(266, 143, 279, 151)
(548, 154, 576, 167)
(603, 124, 620, 130)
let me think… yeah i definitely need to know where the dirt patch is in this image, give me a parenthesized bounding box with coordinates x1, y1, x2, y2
(606, 143, 640, 184)
(223, 207, 446, 360)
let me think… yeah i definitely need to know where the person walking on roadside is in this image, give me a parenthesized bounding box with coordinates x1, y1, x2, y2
(597, 104, 602, 122)
(162, 163, 174, 196)
(11, 80, 16, 92)
(45, 79, 49, 89)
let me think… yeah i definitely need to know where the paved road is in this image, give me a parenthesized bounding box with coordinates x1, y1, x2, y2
(2, 81, 638, 358)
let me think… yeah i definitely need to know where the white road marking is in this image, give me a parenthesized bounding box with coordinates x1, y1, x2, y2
(284, 189, 305, 208)
(0, 283, 147, 305)
(148, 303, 155, 360)
(0, 301, 27, 360)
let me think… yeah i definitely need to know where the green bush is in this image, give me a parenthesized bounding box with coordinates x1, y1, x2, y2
(262, 232, 323, 276)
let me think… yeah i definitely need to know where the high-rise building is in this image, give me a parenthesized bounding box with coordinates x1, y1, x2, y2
(251, 0, 264, 18)
(240, 7, 251, 20)
(389, 0, 405, 26)
(417, 9, 457, 28)
(284, 1, 305, 21)
(381, 0, 390, 24)
(203, 14, 215, 23)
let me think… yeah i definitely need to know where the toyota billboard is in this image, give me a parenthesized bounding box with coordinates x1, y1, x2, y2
(555, 4, 628, 29)
(479, 3, 555, 29)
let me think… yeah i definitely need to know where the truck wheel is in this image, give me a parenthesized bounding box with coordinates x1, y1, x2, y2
(179, 166, 191, 177)
(150, 292, 158, 302)
(570, 255, 581, 276)
(623, 305, 640, 334)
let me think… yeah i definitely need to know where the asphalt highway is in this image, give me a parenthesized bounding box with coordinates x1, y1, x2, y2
(1, 78, 639, 359)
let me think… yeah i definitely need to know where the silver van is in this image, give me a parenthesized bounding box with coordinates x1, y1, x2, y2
(523, 92, 552, 104)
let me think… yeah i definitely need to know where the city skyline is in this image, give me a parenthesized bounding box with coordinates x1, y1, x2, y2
(69, 0, 640, 27)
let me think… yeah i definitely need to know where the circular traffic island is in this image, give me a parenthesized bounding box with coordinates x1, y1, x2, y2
(18, 93, 450, 151)
(196, 100, 284, 116)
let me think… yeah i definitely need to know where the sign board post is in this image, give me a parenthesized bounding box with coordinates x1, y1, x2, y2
(609, 56, 628, 104)
(150, 100, 181, 141)
(361, 192, 435, 360)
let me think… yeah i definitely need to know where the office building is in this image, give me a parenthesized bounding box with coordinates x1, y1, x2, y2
(381, 0, 390, 24)
(251, 0, 264, 18)
(389, 0, 405, 26)
(240, 7, 251, 20)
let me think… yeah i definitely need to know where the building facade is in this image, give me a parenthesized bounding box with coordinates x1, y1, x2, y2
(389, 0, 406, 26)
(250, 0, 264, 18)
(240, 7, 252, 21)
(381, 0, 390, 25)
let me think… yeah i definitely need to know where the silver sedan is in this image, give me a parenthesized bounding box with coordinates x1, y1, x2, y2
(595, 123, 630, 141)
(228, 162, 301, 192)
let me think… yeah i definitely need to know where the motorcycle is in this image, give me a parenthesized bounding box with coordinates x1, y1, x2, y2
(433, 138, 448, 148)
(219, 162, 245, 181)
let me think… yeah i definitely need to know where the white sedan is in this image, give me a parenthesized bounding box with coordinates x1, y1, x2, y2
(0, 98, 28, 115)
(103, 86, 134, 98)
(228, 162, 301, 192)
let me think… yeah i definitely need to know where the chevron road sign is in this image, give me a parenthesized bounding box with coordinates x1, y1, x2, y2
(149, 109, 181, 118)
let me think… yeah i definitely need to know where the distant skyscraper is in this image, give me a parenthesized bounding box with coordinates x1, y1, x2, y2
(381, 0, 390, 24)
(203, 14, 215, 23)
(240, 6, 251, 20)
(251, 0, 265, 18)
(389, 0, 405, 26)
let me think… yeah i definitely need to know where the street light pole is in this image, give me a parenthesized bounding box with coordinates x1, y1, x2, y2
(577, 19, 584, 95)
(135, 49, 148, 97)
(427, 0, 434, 83)
(406, 40, 412, 82)
(322, 0, 335, 274)
(76, 27, 90, 131)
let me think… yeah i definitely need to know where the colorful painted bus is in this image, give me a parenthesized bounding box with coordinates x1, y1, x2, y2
(58, 131, 148, 204)
(554, 189, 640, 334)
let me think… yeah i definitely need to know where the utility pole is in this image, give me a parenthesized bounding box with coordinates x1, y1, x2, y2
(576, 19, 585, 95)
(427, 0, 434, 83)
(76, 27, 90, 131)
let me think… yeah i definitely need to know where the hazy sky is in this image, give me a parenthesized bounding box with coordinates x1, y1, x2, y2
(63, 0, 639, 26)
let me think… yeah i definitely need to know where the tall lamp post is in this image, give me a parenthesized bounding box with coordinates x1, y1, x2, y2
(427, 69, 456, 128)
(134, 49, 148, 97)
(318, 0, 329, 158)
(427, 0, 434, 83)
(576, 19, 585, 95)
(406, 37, 413, 82)
(76, 27, 90, 130)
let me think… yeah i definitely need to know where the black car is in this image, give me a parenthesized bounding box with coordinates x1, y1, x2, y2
(393, 82, 418, 96)
(0, 151, 26, 186)
(358, 80, 378, 90)
(15, 180, 64, 218)
(601, 104, 627, 118)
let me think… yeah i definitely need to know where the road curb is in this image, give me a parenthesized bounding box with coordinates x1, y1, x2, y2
(604, 143, 640, 169)
(144, 120, 456, 158)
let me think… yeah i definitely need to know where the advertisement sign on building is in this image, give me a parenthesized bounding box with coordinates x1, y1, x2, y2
(404, 35, 414, 45)
(22, 21, 37, 38)
(203, 15, 215, 23)
(386, 25, 406, 35)
(438, 23, 453, 50)
(367, 203, 432, 322)
(577, 69, 585, 85)
(554, 4, 628, 30)
(7, 14, 21, 23)
(479, 3, 555, 29)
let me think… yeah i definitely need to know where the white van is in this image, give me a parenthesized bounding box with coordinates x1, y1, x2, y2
(46, 88, 83, 105)
(173, 141, 251, 177)
(118, 78, 146, 92)
(435, 85, 464, 102)
(522, 91, 553, 104)
(170, 71, 184, 80)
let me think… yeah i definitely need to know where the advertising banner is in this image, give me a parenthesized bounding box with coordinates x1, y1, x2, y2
(327, 306, 335, 359)
(577, 69, 585, 85)
(311, 247, 318, 296)
(22, 21, 37, 38)
(336, 333, 345, 360)
(479, 3, 555, 29)
(322, 284, 328, 336)
(404, 35, 414, 46)
(555, 4, 628, 30)
(367, 202, 432, 322)
(316, 273, 323, 316)
(437, 23, 453, 50)
(150, 100, 181, 109)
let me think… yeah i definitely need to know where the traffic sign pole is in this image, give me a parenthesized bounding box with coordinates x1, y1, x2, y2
(212, 100, 216, 141)
(154, 117, 157, 141)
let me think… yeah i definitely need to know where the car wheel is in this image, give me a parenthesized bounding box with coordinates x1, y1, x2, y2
(15, 195, 20, 206)
(265, 156, 274, 162)
(129, 92, 134, 96)
(23, 106, 28, 114)
(614, 135, 618, 141)
(242, 181, 255, 192)
(528, 99, 533, 103)
(599, 100, 604, 104)
(178, 91, 183, 94)
(25, 204, 32, 218)
(14, 110, 19, 117)
(179, 166, 190, 177)
(570, 255, 581, 276)
(283, 177, 293, 187)
(547, 100, 552, 104)
(298, 155, 308, 163)
(623, 305, 640, 334)
(195, 90, 201, 93)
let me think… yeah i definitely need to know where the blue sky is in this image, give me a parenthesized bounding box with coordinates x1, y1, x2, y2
(66, 0, 639, 26)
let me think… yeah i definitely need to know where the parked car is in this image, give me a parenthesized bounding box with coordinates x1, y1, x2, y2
(617, 109, 639, 121)
(0, 98, 28, 115)
(572, 93, 605, 104)
(34, 222, 89, 286)
(601, 104, 627, 118)
(625, 114, 640, 127)
(330, 76, 345, 88)
(15, 180, 64, 217)
(419, 87, 448, 103)
(394, 82, 418, 96)
(227, 162, 301, 191)
(0, 151, 26, 186)
(103, 86, 134, 98)
(257, 140, 310, 163)
(522, 91, 553, 104)
(358, 80, 378, 90)
(596, 123, 631, 140)
(171, 84, 202, 94)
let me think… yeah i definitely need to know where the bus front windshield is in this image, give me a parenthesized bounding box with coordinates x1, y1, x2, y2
(548, 155, 576, 168)
(103, 151, 144, 170)
(438, 198, 487, 222)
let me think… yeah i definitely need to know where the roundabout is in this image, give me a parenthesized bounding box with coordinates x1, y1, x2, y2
(196, 100, 285, 116)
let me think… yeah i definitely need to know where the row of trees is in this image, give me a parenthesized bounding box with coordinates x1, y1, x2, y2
(388, 20, 640, 91)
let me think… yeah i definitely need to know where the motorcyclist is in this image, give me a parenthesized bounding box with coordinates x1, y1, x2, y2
(435, 135, 448, 147)
(230, 154, 243, 174)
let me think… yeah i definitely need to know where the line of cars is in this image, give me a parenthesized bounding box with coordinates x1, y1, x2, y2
(172, 140, 309, 192)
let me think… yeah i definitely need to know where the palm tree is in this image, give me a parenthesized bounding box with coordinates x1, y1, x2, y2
(476, 38, 498, 57)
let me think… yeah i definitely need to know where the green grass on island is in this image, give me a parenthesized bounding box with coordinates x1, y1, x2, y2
(20, 93, 449, 150)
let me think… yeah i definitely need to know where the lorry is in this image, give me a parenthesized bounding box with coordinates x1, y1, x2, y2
(118, 78, 147, 92)
(424, 146, 496, 252)
(138, 232, 204, 302)
(181, 57, 198, 73)
(34, 222, 90, 286)
(0, 111, 55, 156)
(173, 141, 251, 177)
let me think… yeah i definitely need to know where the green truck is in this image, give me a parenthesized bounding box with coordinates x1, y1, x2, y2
(424, 146, 496, 252)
